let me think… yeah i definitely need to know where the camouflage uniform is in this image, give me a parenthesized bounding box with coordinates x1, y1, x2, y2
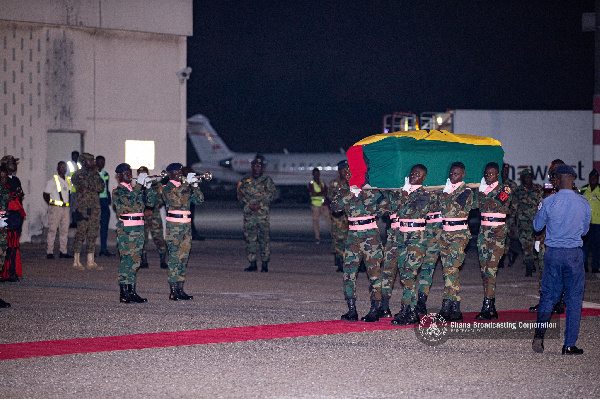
(503, 178, 518, 257)
(439, 183, 474, 302)
(476, 183, 512, 298)
(330, 188, 386, 301)
(512, 183, 543, 266)
(380, 191, 400, 298)
(237, 173, 277, 262)
(143, 184, 167, 258)
(327, 175, 349, 263)
(71, 154, 105, 254)
(112, 182, 156, 284)
(381, 187, 431, 307)
(162, 180, 204, 283)
(419, 191, 442, 297)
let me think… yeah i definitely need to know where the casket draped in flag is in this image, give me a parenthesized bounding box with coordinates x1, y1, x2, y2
(347, 130, 504, 188)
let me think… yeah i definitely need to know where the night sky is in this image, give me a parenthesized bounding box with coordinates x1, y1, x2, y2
(187, 1, 594, 154)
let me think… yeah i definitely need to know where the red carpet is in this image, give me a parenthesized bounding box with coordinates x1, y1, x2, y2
(1, 308, 599, 360)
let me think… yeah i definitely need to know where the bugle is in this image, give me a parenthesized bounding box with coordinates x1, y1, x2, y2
(146, 170, 168, 182)
(191, 171, 212, 182)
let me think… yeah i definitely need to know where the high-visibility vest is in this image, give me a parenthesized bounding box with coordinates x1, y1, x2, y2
(67, 161, 81, 193)
(49, 175, 70, 207)
(310, 180, 325, 207)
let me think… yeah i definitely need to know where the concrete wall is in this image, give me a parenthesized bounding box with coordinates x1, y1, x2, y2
(0, 0, 192, 242)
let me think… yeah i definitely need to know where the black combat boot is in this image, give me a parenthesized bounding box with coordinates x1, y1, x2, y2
(244, 261, 258, 272)
(475, 297, 494, 320)
(489, 297, 498, 319)
(449, 300, 463, 322)
(529, 303, 539, 313)
(160, 252, 168, 269)
(128, 283, 148, 303)
(378, 295, 392, 318)
(261, 261, 269, 273)
(341, 298, 358, 321)
(436, 299, 452, 322)
(0, 298, 10, 308)
(402, 306, 420, 326)
(360, 300, 381, 322)
(335, 255, 344, 273)
(169, 282, 179, 301)
(532, 331, 544, 353)
(176, 281, 193, 300)
(415, 292, 428, 316)
(140, 252, 149, 269)
(120, 284, 133, 303)
(391, 304, 408, 325)
(525, 261, 534, 277)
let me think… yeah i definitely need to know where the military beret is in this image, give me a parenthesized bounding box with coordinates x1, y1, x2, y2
(337, 160, 349, 169)
(555, 164, 576, 177)
(251, 155, 264, 165)
(115, 163, 131, 174)
(166, 162, 183, 172)
(78, 153, 94, 162)
(0, 155, 19, 165)
(519, 168, 532, 176)
(590, 169, 599, 176)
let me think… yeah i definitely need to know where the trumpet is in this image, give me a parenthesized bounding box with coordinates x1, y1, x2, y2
(146, 171, 168, 182)
(190, 171, 212, 182)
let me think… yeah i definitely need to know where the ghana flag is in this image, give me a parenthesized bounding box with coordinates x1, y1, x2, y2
(347, 130, 504, 188)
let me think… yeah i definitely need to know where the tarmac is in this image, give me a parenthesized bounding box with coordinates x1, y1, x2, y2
(1, 201, 600, 398)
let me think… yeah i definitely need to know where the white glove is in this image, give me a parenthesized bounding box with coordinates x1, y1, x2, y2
(186, 172, 199, 184)
(443, 178, 452, 194)
(0, 217, 7, 228)
(145, 181, 152, 189)
(479, 177, 488, 193)
(534, 241, 540, 252)
(402, 176, 411, 192)
(350, 186, 361, 197)
(137, 173, 148, 186)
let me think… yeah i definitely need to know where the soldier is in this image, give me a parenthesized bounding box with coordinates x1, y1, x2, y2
(327, 160, 350, 272)
(330, 173, 386, 323)
(378, 189, 401, 318)
(162, 163, 204, 300)
(96, 155, 114, 257)
(500, 163, 518, 268)
(437, 162, 475, 323)
(512, 168, 543, 277)
(416, 189, 443, 316)
(112, 163, 155, 303)
(475, 162, 512, 320)
(237, 156, 277, 272)
(70, 153, 105, 271)
(0, 166, 11, 307)
(137, 166, 168, 269)
(382, 164, 431, 326)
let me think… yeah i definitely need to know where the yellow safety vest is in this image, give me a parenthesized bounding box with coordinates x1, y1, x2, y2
(310, 180, 325, 207)
(49, 175, 70, 207)
(67, 161, 81, 193)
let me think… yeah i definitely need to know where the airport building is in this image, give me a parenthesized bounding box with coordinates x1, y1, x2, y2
(0, 0, 192, 241)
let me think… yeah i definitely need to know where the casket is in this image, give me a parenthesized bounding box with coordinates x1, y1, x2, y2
(346, 130, 504, 188)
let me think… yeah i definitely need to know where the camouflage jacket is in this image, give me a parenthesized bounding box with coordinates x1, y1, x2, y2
(439, 183, 474, 219)
(237, 174, 277, 217)
(330, 188, 387, 218)
(146, 183, 165, 210)
(390, 187, 431, 219)
(112, 183, 157, 218)
(327, 176, 349, 217)
(71, 168, 104, 211)
(475, 183, 512, 216)
(162, 181, 204, 213)
(511, 184, 543, 228)
(0, 184, 8, 212)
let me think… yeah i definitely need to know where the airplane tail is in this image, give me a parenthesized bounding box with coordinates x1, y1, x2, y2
(187, 114, 233, 163)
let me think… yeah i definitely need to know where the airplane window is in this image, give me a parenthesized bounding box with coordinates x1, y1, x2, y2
(299, 162, 305, 171)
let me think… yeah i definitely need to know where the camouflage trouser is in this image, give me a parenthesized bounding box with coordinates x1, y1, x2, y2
(504, 217, 516, 255)
(143, 210, 167, 255)
(440, 230, 470, 301)
(165, 221, 192, 283)
(518, 225, 536, 263)
(380, 229, 399, 297)
(343, 229, 383, 301)
(73, 207, 100, 254)
(116, 223, 145, 284)
(477, 225, 507, 298)
(398, 231, 428, 306)
(419, 223, 442, 296)
(243, 213, 270, 262)
(331, 215, 349, 257)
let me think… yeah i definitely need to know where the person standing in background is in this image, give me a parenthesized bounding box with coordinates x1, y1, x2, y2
(137, 166, 168, 269)
(308, 168, 331, 245)
(581, 169, 600, 273)
(0, 155, 24, 282)
(43, 161, 72, 259)
(96, 156, 114, 257)
(67, 151, 81, 228)
(327, 161, 350, 272)
(500, 163, 518, 268)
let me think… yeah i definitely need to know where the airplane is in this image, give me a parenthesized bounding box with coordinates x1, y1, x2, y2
(187, 114, 347, 195)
